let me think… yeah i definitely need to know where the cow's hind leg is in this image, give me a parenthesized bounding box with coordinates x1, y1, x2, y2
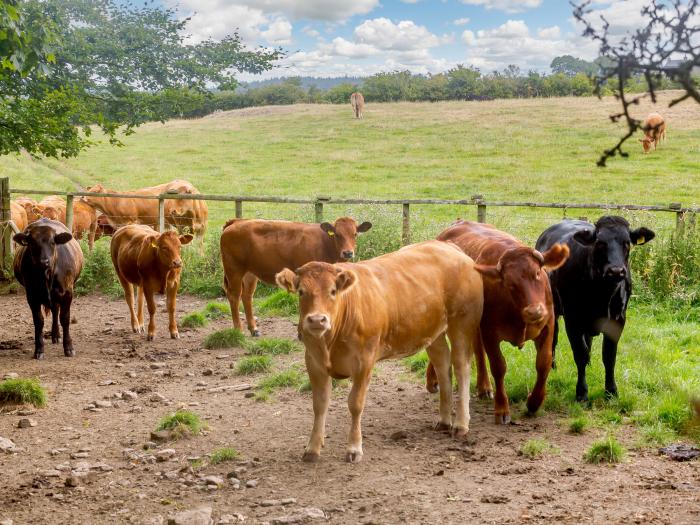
(483, 332, 510, 424)
(242, 273, 259, 336)
(302, 351, 331, 462)
(346, 362, 373, 463)
(474, 331, 493, 399)
(223, 273, 244, 332)
(60, 292, 75, 357)
(426, 334, 453, 431)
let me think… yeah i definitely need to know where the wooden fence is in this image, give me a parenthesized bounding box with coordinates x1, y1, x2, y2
(1, 176, 698, 279)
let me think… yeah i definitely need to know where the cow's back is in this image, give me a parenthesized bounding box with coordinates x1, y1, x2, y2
(111, 225, 152, 283)
(437, 220, 522, 264)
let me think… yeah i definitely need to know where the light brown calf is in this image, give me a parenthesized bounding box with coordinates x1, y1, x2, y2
(276, 240, 483, 463)
(350, 92, 365, 119)
(640, 112, 666, 153)
(110, 224, 192, 340)
(220, 217, 372, 336)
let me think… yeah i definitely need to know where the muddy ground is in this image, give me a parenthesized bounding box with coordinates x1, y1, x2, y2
(0, 292, 698, 525)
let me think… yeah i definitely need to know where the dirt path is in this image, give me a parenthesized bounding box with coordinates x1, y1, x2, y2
(0, 293, 698, 524)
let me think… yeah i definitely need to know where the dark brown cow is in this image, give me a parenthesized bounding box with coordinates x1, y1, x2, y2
(13, 219, 83, 359)
(425, 220, 569, 423)
(110, 225, 193, 340)
(276, 241, 483, 463)
(220, 217, 372, 336)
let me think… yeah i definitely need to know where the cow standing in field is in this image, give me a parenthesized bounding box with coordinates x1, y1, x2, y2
(13, 219, 83, 359)
(83, 180, 208, 251)
(424, 221, 569, 423)
(220, 217, 372, 336)
(639, 112, 666, 153)
(31, 197, 99, 251)
(10, 201, 28, 232)
(15, 197, 40, 223)
(111, 224, 193, 341)
(276, 241, 483, 463)
(536, 216, 655, 401)
(94, 213, 117, 241)
(350, 92, 365, 119)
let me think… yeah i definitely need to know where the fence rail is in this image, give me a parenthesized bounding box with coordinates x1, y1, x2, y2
(1, 176, 698, 279)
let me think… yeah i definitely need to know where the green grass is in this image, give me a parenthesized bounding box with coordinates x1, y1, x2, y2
(204, 302, 231, 319)
(568, 415, 589, 434)
(403, 350, 429, 376)
(209, 447, 239, 465)
(245, 338, 301, 355)
(203, 328, 246, 349)
(0, 378, 47, 407)
(236, 355, 273, 375)
(256, 290, 298, 317)
(155, 410, 203, 438)
(519, 438, 558, 458)
(584, 435, 626, 464)
(256, 368, 306, 401)
(181, 311, 207, 328)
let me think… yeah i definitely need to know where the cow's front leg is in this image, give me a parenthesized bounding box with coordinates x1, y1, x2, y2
(50, 303, 60, 344)
(526, 321, 553, 414)
(30, 301, 45, 359)
(426, 334, 453, 431)
(136, 285, 145, 333)
(483, 333, 509, 424)
(144, 284, 157, 341)
(166, 277, 180, 339)
(60, 294, 75, 357)
(346, 365, 372, 463)
(448, 326, 474, 437)
(602, 335, 619, 398)
(302, 352, 331, 463)
(567, 322, 591, 402)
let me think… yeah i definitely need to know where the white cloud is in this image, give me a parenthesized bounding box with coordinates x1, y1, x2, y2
(460, 0, 542, 14)
(301, 26, 320, 39)
(354, 18, 443, 51)
(231, 0, 379, 21)
(261, 18, 292, 45)
(323, 37, 379, 58)
(454, 17, 471, 26)
(538, 25, 560, 39)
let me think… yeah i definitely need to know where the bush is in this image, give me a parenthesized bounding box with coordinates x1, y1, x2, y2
(156, 410, 203, 437)
(0, 378, 47, 407)
(236, 355, 273, 375)
(584, 435, 626, 464)
(204, 328, 246, 349)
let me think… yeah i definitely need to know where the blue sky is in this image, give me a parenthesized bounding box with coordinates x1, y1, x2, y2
(164, 1, 652, 79)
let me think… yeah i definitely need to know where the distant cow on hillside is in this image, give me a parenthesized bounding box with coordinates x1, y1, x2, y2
(350, 92, 365, 119)
(639, 112, 666, 153)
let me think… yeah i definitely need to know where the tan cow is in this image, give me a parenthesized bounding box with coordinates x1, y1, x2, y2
(350, 92, 365, 119)
(31, 197, 98, 250)
(220, 217, 372, 336)
(10, 201, 28, 233)
(276, 240, 483, 463)
(110, 224, 193, 340)
(83, 180, 208, 251)
(640, 112, 666, 153)
(14, 197, 40, 223)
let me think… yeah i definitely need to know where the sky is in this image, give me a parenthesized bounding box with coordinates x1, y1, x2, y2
(163, 0, 658, 80)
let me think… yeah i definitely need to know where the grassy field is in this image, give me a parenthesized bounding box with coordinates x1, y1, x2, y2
(3, 92, 700, 446)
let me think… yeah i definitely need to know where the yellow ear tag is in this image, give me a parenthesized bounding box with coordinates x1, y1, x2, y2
(636, 237, 645, 245)
(151, 241, 158, 248)
(327, 231, 335, 237)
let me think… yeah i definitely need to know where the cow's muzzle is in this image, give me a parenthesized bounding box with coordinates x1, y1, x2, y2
(171, 259, 182, 269)
(604, 266, 627, 280)
(303, 313, 331, 335)
(522, 303, 546, 324)
(341, 251, 354, 260)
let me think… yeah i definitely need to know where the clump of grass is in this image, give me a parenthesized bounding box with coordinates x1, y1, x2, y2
(75, 239, 122, 297)
(209, 447, 239, 465)
(204, 328, 246, 349)
(156, 410, 203, 438)
(403, 350, 429, 376)
(257, 290, 298, 317)
(584, 434, 626, 464)
(256, 369, 306, 401)
(245, 338, 301, 355)
(181, 311, 208, 329)
(519, 438, 558, 458)
(204, 302, 231, 320)
(569, 415, 589, 434)
(236, 355, 273, 375)
(0, 378, 47, 407)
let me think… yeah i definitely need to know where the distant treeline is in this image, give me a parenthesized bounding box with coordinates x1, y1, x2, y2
(136, 61, 680, 121)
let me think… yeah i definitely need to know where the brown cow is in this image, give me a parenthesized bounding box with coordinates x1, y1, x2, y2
(15, 197, 40, 223)
(32, 195, 67, 224)
(425, 221, 569, 423)
(110, 225, 193, 340)
(350, 92, 365, 119)
(94, 213, 117, 241)
(276, 240, 483, 463)
(83, 180, 208, 250)
(639, 112, 666, 153)
(31, 197, 98, 250)
(13, 219, 83, 359)
(10, 201, 28, 232)
(220, 217, 372, 336)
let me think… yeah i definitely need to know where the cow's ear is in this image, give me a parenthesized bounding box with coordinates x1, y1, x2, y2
(13, 233, 29, 246)
(540, 244, 569, 271)
(275, 268, 298, 294)
(357, 221, 372, 233)
(335, 269, 356, 294)
(320, 222, 335, 236)
(54, 232, 73, 245)
(179, 234, 194, 245)
(573, 229, 596, 246)
(474, 264, 501, 282)
(630, 227, 655, 246)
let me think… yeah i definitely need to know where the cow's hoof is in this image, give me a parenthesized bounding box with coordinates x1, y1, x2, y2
(147, 334, 155, 342)
(34, 352, 45, 360)
(477, 389, 494, 400)
(345, 450, 363, 463)
(551, 360, 557, 370)
(64, 349, 74, 358)
(251, 329, 260, 337)
(604, 388, 618, 399)
(575, 393, 589, 403)
(170, 332, 180, 340)
(51, 336, 60, 344)
(426, 381, 439, 394)
(433, 421, 451, 432)
(495, 413, 511, 425)
(451, 427, 469, 439)
(301, 451, 320, 463)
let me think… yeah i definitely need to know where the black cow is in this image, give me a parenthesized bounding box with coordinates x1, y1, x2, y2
(13, 219, 84, 359)
(535, 216, 654, 401)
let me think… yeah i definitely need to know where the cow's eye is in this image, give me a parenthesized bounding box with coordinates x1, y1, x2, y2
(298, 290, 304, 297)
(330, 289, 336, 297)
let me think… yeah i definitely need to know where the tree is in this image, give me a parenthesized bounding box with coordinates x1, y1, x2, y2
(550, 55, 598, 77)
(446, 65, 482, 99)
(574, 0, 700, 165)
(0, 0, 282, 158)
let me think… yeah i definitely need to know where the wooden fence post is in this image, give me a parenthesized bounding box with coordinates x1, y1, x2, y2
(0, 177, 11, 280)
(477, 202, 487, 223)
(65, 194, 74, 233)
(402, 203, 411, 245)
(315, 196, 330, 223)
(670, 202, 683, 230)
(158, 197, 165, 232)
(235, 200, 243, 219)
